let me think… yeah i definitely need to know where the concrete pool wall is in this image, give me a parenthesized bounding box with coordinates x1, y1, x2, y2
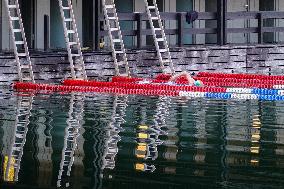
(0, 44, 284, 85)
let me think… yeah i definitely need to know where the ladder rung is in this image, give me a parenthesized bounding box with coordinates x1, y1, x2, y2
(67, 30, 75, 34)
(74, 66, 82, 70)
(11, 17, 20, 21)
(62, 6, 71, 10)
(64, 18, 72, 22)
(69, 42, 77, 46)
(113, 39, 121, 43)
(105, 5, 115, 9)
(117, 61, 125, 66)
(148, 6, 156, 9)
(108, 17, 116, 20)
(110, 28, 119, 32)
(159, 49, 167, 53)
(156, 38, 164, 42)
(13, 29, 22, 33)
(71, 54, 80, 57)
(115, 51, 124, 54)
(15, 41, 24, 45)
(22, 77, 32, 81)
(119, 73, 129, 77)
(162, 59, 171, 63)
(154, 28, 162, 31)
(18, 53, 27, 57)
(8, 5, 17, 9)
(152, 17, 159, 20)
(21, 65, 30, 69)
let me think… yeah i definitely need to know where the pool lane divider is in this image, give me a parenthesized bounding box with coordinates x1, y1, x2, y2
(13, 81, 284, 101)
(197, 72, 284, 81)
(111, 75, 284, 89)
(63, 79, 284, 96)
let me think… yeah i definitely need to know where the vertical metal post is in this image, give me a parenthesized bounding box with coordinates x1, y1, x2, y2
(223, 0, 227, 45)
(94, 0, 101, 50)
(217, 0, 224, 45)
(137, 13, 142, 49)
(178, 13, 184, 47)
(0, 18, 2, 51)
(258, 13, 263, 44)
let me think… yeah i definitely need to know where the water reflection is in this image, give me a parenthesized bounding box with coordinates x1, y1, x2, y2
(57, 93, 85, 187)
(0, 91, 284, 188)
(135, 97, 170, 172)
(102, 95, 128, 170)
(3, 94, 33, 182)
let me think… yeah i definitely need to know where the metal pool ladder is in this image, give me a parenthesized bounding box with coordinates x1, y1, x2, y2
(4, 0, 34, 83)
(102, 0, 130, 77)
(58, 0, 87, 80)
(4, 95, 33, 182)
(144, 0, 175, 74)
(57, 93, 85, 187)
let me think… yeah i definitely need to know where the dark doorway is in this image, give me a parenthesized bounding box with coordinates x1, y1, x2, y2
(20, 0, 36, 49)
(83, 0, 93, 48)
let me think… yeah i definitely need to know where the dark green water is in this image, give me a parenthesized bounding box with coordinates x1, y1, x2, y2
(0, 90, 284, 189)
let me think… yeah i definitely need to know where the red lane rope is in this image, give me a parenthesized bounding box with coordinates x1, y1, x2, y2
(202, 81, 273, 89)
(65, 76, 279, 89)
(196, 77, 284, 85)
(13, 82, 180, 97)
(62, 80, 226, 93)
(197, 72, 284, 80)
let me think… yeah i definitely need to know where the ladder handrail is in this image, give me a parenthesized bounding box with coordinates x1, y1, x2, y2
(4, 0, 35, 83)
(58, 0, 87, 80)
(102, 0, 130, 77)
(144, 0, 175, 74)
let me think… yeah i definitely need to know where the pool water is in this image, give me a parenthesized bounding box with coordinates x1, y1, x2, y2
(0, 89, 284, 189)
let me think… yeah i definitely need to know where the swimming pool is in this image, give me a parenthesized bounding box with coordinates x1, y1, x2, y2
(0, 88, 284, 188)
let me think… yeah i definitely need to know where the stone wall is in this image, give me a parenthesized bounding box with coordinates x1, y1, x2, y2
(1, 44, 284, 85)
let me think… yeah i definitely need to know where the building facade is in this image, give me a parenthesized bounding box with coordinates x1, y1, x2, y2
(0, 0, 284, 51)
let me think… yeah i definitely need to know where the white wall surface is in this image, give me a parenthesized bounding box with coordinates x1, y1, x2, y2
(1, 0, 13, 50)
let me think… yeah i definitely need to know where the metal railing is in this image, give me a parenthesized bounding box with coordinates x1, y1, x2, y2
(95, 11, 284, 49)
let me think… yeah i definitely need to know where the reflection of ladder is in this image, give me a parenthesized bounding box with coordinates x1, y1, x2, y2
(58, 0, 87, 80)
(4, 0, 34, 83)
(144, 0, 174, 74)
(57, 93, 85, 187)
(4, 95, 33, 182)
(103, 95, 128, 169)
(102, 0, 130, 77)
